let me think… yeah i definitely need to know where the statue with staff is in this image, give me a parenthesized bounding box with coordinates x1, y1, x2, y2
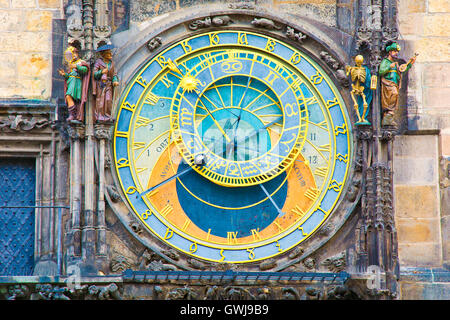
(93, 44, 119, 122)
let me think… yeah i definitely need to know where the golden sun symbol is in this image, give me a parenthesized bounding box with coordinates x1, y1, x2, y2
(180, 74, 200, 92)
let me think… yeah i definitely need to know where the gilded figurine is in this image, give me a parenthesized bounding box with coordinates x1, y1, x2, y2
(93, 44, 119, 122)
(58, 44, 90, 123)
(345, 55, 373, 125)
(378, 43, 418, 126)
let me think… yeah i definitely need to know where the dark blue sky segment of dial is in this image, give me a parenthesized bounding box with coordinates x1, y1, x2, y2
(176, 162, 288, 238)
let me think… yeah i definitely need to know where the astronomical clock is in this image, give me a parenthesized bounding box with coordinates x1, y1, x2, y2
(110, 13, 356, 269)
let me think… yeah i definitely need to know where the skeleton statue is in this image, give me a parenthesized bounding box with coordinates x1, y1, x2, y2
(345, 55, 373, 125)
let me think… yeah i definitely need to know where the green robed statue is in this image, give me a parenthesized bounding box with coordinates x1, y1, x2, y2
(378, 43, 418, 126)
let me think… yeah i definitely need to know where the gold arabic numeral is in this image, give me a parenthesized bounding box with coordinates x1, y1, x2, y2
(141, 209, 152, 220)
(247, 248, 255, 260)
(251, 228, 262, 241)
(189, 242, 198, 253)
(116, 158, 129, 168)
(238, 32, 249, 45)
(126, 186, 138, 195)
(314, 167, 328, 178)
(276, 241, 282, 252)
(132, 141, 146, 151)
(156, 55, 169, 68)
(298, 226, 308, 236)
(144, 92, 160, 105)
(227, 231, 238, 245)
(310, 72, 323, 85)
(291, 205, 305, 218)
(263, 70, 279, 86)
(328, 180, 343, 192)
(163, 228, 173, 240)
(136, 76, 148, 87)
(209, 33, 220, 45)
(290, 52, 302, 64)
(334, 124, 347, 136)
(160, 203, 173, 217)
(265, 39, 276, 52)
(160, 74, 174, 88)
(336, 153, 349, 163)
(304, 187, 320, 201)
(219, 249, 225, 262)
(326, 97, 339, 109)
(181, 40, 192, 53)
(121, 101, 136, 112)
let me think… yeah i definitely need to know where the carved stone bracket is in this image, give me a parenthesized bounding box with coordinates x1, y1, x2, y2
(147, 37, 162, 52)
(94, 123, 112, 140)
(67, 123, 85, 140)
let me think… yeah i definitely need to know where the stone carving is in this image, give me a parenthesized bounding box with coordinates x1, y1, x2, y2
(110, 254, 133, 273)
(259, 258, 277, 271)
(228, 3, 255, 10)
(281, 287, 300, 300)
(320, 51, 348, 86)
(66, 4, 85, 49)
(305, 287, 322, 300)
(106, 184, 121, 202)
(288, 246, 304, 259)
(223, 286, 255, 300)
(322, 251, 346, 272)
(286, 27, 307, 43)
(188, 258, 207, 270)
(147, 37, 162, 52)
(256, 287, 272, 300)
(166, 286, 198, 300)
(303, 257, 316, 270)
(6, 285, 30, 300)
(129, 221, 143, 235)
(32, 284, 70, 300)
(93, 26, 112, 51)
(138, 249, 177, 271)
(0, 115, 50, 131)
(251, 18, 282, 30)
(188, 16, 233, 30)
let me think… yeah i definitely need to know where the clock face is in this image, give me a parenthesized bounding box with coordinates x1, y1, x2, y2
(113, 30, 352, 263)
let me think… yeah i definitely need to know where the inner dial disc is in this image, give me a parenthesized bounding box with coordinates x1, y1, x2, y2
(170, 48, 309, 187)
(197, 76, 282, 162)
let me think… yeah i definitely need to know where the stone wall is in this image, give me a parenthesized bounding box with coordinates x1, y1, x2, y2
(0, 0, 62, 99)
(394, 0, 450, 268)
